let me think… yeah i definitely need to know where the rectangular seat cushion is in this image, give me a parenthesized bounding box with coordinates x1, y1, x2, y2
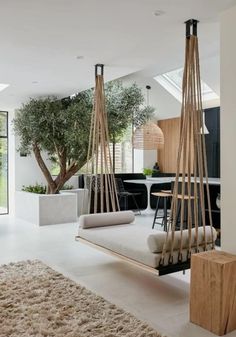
(77, 212, 217, 269)
(78, 224, 162, 268)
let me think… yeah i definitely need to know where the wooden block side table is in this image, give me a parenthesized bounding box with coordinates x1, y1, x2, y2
(190, 250, 236, 336)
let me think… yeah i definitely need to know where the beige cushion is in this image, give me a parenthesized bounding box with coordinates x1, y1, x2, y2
(79, 210, 135, 229)
(147, 226, 217, 253)
(78, 224, 216, 268)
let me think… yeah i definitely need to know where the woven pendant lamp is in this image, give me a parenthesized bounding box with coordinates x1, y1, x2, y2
(133, 120, 164, 150)
(133, 85, 164, 150)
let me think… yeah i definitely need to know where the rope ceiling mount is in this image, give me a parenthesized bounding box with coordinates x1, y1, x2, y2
(185, 18, 199, 38)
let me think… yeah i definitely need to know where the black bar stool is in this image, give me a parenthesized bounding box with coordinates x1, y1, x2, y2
(151, 191, 172, 231)
(175, 194, 196, 229)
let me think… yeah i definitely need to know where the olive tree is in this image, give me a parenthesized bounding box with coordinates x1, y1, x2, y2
(14, 81, 154, 194)
(14, 93, 92, 194)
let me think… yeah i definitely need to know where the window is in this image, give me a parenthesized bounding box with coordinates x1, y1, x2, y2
(77, 127, 133, 174)
(109, 127, 133, 173)
(154, 67, 219, 102)
(0, 112, 8, 214)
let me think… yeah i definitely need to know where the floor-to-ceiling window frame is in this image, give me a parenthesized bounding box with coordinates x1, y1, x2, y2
(0, 111, 8, 214)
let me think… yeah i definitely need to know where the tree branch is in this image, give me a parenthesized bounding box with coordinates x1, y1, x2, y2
(33, 143, 56, 193)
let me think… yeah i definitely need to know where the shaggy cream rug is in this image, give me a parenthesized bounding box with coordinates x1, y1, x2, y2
(0, 260, 164, 337)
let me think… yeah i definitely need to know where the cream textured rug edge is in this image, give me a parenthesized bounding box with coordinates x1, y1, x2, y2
(0, 260, 166, 337)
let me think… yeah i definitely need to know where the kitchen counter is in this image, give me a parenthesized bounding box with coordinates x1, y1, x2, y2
(146, 177, 220, 185)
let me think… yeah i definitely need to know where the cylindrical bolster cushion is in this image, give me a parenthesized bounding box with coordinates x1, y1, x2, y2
(79, 211, 135, 229)
(147, 226, 217, 253)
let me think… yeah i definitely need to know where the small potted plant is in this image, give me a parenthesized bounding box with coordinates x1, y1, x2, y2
(143, 168, 153, 178)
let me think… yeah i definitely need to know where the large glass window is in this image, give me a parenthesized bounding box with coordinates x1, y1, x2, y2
(109, 127, 133, 173)
(51, 126, 133, 176)
(0, 112, 8, 214)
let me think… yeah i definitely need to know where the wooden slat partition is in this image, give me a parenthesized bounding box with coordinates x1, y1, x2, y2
(158, 117, 194, 174)
(158, 117, 181, 173)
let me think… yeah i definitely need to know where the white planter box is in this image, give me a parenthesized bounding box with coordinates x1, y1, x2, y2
(15, 191, 77, 226)
(60, 188, 88, 217)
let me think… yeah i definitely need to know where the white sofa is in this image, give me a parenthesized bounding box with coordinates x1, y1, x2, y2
(77, 211, 217, 270)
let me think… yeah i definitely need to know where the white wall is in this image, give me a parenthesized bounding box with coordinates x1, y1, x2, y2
(143, 150, 157, 171)
(220, 5, 236, 253)
(133, 149, 144, 172)
(122, 72, 181, 120)
(15, 135, 51, 191)
(15, 136, 79, 192)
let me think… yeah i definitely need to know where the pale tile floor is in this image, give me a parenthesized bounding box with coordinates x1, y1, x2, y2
(0, 213, 235, 337)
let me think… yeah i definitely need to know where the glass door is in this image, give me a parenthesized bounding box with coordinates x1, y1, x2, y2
(0, 112, 8, 214)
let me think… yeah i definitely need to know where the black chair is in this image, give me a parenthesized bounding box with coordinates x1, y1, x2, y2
(115, 178, 141, 215)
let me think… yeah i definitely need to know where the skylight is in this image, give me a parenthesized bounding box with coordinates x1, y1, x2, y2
(154, 68, 219, 102)
(0, 84, 9, 92)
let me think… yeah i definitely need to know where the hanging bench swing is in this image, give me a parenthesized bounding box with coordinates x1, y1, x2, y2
(76, 19, 217, 276)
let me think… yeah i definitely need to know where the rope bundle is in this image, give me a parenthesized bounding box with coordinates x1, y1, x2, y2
(86, 67, 120, 213)
(160, 35, 215, 265)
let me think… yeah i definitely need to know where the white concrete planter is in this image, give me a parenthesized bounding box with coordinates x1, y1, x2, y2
(60, 188, 88, 217)
(15, 191, 77, 226)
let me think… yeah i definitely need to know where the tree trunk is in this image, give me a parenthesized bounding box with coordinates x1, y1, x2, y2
(54, 162, 80, 193)
(33, 144, 85, 194)
(33, 144, 57, 194)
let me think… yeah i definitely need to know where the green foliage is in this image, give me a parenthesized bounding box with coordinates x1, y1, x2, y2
(0, 173, 7, 210)
(14, 97, 60, 156)
(21, 183, 73, 194)
(69, 80, 155, 145)
(62, 90, 93, 163)
(60, 184, 73, 190)
(14, 96, 91, 163)
(143, 168, 153, 176)
(105, 81, 154, 143)
(22, 183, 47, 194)
(14, 80, 155, 193)
(134, 105, 155, 128)
(14, 82, 154, 161)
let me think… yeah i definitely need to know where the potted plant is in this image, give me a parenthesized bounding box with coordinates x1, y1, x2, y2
(143, 168, 153, 178)
(15, 183, 77, 226)
(13, 96, 82, 225)
(13, 81, 154, 224)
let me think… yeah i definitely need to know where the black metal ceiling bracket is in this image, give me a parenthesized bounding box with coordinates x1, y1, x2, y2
(95, 64, 104, 76)
(185, 19, 199, 38)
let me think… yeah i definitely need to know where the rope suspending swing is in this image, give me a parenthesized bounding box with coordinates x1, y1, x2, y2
(78, 21, 216, 276)
(159, 19, 215, 271)
(85, 64, 120, 214)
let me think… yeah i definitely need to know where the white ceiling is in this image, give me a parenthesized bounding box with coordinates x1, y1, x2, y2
(0, 0, 236, 110)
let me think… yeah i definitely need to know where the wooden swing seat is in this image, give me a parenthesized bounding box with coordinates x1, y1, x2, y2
(76, 211, 217, 276)
(76, 236, 191, 276)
